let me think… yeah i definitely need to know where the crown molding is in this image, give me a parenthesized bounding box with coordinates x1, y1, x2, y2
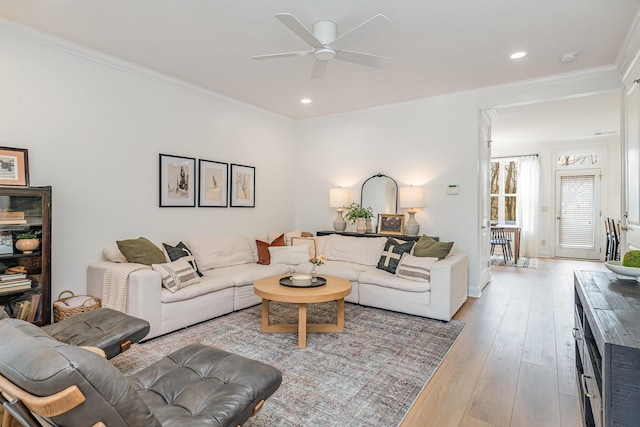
(616, 10, 640, 84)
(0, 17, 292, 124)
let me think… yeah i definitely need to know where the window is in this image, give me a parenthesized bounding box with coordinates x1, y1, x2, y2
(490, 159, 518, 224)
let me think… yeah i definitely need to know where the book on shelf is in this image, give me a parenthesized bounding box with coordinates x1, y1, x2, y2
(0, 211, 25, 219)
(16, 300, 30, 320)
(0, 273, 27, 281)
(0, 219, 27, 225)
(0, 283, 32, 295)
(26, 294, 40, 322)
(0, 278, 32, 287)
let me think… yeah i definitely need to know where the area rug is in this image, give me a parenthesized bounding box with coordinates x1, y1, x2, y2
(491, 255, 538, 268)
(112, 302, 464, 427)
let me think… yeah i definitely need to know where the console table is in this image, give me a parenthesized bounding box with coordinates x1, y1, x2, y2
(573, 270, 640, 426)
(316, 231, 438, 241)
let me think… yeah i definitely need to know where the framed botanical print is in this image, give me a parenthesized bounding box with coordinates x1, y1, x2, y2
(230, 163, 255, 207)
(198, 159, 228, 207)
(0, 147, 29, 187)
(377, 214, 405, 236)
(159, 154, 196, 207)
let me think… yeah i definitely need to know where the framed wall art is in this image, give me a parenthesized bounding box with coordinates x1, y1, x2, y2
(377, 213, 405, 236)
(0, 147, 29, 187)
(198, 159, 228, 207)
(159, 154, 196, 207)
(230, 163, 255, 207)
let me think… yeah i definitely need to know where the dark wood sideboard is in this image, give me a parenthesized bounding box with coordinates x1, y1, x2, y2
(574, 270, 640, 427)
(316, 230, 439, 241)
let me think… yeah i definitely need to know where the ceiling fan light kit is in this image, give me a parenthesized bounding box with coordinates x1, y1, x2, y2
(252, 13, 391, 79)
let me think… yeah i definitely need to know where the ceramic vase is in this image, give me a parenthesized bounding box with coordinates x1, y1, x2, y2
(16, 238, 40, 254)
(366, 218, 373, 233)
(356, 218, 367, 234)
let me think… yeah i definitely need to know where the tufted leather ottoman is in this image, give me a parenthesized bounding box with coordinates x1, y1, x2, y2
(41, 307, 150, 359)
(129, 344, 283, 426)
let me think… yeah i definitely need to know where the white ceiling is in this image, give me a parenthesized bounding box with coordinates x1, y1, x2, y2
(492, 90, 621, 146)
(0, 1, 638, 120)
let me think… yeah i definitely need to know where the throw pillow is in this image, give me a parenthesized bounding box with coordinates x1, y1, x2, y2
(256, 233, 285, 265)
(268, 245, 310, 265)
(413, 235, 454, 260)
(116, 237, 165, 265)
(376, 238, 415, 274)
(291, 236, 317, 257)
(395, 253, 438, 282)
(102, 244, 127, 263)
(151, 257, 201, 293)
(162, 242, 203, 277)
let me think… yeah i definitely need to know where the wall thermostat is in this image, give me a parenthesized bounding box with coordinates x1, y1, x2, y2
(447, 184, 460, 195)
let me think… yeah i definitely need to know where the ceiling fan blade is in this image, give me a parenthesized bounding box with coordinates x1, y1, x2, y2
(335, 50, 388, 68)
(252, 51, 314, 60)
(275, 13, 324, 49)
(331, 14, 391, 50)
(310, 60, 328, 79)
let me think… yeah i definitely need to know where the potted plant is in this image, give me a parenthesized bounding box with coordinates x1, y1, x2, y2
(15, 230, 42, 254)
(343, 203, 374, 233)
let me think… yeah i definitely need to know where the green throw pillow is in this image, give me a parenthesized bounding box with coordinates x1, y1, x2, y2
(413, 235, 454, 260)
(116, 237, 165, 265)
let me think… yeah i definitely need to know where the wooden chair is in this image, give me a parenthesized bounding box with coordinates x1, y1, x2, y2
(490, 227, 513, 263)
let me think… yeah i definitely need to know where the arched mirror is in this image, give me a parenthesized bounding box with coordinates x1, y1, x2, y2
(361, 174, 398, 224)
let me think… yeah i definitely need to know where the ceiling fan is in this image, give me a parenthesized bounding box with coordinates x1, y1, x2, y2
(252, 13, 392, 79)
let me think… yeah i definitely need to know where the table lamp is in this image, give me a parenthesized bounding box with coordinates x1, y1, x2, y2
(399, 186, 424, 236)
(329, 188, 351, 231)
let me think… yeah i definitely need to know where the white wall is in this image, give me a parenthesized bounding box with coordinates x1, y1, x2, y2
(1, 27, 297, 299)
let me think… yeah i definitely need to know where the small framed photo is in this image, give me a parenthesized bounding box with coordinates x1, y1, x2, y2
(159, 154, 196, 207)
(230, 164, 255, 207)
(0, 147, 29, 187)
(377, 214, 405, 236)
(198, 159, 228, 207)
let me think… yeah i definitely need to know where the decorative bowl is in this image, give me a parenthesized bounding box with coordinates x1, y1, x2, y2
(291, 274, 312, 286)
(604, 261, 640, 282)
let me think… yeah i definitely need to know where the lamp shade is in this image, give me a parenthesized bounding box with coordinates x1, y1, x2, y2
(330, 188, 351, 207)
(399, 186, 424, 208)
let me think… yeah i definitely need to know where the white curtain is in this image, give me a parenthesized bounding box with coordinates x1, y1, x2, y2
(517, 156, 540, 258)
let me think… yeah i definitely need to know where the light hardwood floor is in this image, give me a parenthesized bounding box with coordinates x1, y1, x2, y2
(401, 258, 608, 427)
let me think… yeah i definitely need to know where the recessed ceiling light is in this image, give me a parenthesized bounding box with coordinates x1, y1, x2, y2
(510, 51, 527, 59)
(301, 98, 312, 104)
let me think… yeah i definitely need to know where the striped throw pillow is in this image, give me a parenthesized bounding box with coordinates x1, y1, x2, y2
(152, 257, 201, 293)
(395, 253, 438, 282)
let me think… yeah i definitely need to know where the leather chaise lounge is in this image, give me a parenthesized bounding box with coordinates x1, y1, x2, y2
(0, 316, 283, 427)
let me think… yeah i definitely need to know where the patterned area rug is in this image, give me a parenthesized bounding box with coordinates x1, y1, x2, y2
(112, 302, 464, 427)
(491, 255, 538, 268)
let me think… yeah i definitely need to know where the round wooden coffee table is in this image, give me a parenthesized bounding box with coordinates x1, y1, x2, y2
(253, 274, 352, 348)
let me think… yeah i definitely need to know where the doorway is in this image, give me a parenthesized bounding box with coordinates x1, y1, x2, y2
(555, 169, 602, 259)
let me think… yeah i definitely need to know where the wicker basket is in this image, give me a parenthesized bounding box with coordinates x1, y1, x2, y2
(53, 290, 101, 322)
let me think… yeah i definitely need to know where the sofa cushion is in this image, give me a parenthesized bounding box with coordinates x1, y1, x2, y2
(103, 244, 128, 263)
(162, 242, 203, 277)
(204, 263, 291, 286)
(294, 260, 371, 282)
(152, 258, 201, 293)
(187, 235, 255, 270)
(291, 236, 317, 257)
(376, 238, 415, 274)
(413, 235, 454, 260)
(359, 267, 432, 293)
(268, 245, 309, 265)
(321, 235, 387, 266)
(160, 275, 235, 303)
(395, 253, 438, 282)
(117, 237, 165, 265)
(256, 233, 285, 265)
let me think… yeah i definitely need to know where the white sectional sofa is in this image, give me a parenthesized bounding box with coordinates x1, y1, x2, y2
(87, 233, 468, 341)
